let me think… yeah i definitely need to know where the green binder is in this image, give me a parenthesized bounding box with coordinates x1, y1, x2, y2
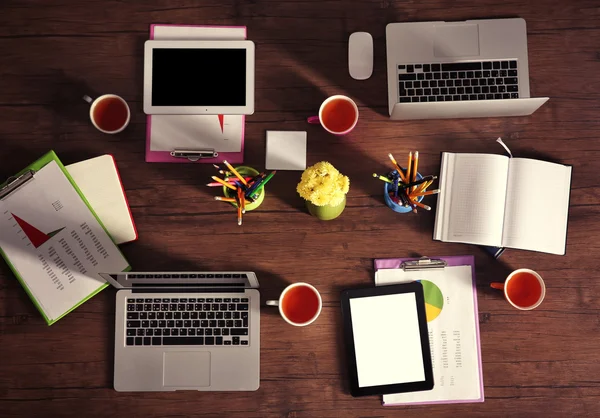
(0, 150, 131, 325)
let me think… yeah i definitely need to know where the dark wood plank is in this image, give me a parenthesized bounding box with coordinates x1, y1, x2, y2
(1, 0, 600, 416)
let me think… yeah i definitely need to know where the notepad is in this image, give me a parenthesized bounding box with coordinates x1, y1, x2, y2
(265, 131, 307, 170)
(66, 155, 137, 245)
(434, 152, 572, 255)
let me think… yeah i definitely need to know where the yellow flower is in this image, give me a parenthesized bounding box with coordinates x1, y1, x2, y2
(297, 161, 350, 206)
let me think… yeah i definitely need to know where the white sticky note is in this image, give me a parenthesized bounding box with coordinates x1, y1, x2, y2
(265, 131, 307, 171)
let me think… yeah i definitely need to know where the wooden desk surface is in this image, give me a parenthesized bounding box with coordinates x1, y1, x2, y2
(1, 1, 600, 417)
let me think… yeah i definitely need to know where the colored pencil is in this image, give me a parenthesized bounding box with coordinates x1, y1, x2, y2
(211, 176, 237, 190)
(413, 179, 433, 194)
(409, 189, 440, 198)
(410, 197, 431, 211)
(244, 173, 267, 198)
(223, 160, 248, 186)
(411, 151, 419, 191)
(400, 176, 436, 189)
(373, 173, 393, 183)
(406, 152, 413, 187)
(214, 196, 236, 202)
(388, 153, 406, 182)
(250, 171, 276, 199)
(236, 188, 243, 225)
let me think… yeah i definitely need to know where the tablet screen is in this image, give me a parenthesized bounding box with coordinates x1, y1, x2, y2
(349, 292, 426, 388)
(152, 49, 247, 106)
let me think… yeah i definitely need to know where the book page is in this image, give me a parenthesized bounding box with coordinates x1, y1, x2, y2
(502, 158, 572, 254)
(441, 153, 509, 246)
(0, 161, 129, 321)
(376, 266, 483, 405)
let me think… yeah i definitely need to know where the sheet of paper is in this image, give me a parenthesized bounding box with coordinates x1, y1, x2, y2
(376, 266, 482, 404)
(150, 114, 242, 153)
(502, 158, 572, 254)
(67, 155, 137, 244)
(0, 161, 129, 321)
(265, 131, 307, 170)
(149, 25, 245, 154)
(350, 293, 426, 388)
(436, 153, 509, 246)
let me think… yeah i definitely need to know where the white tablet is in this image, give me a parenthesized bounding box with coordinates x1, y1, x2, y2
(143, 40, 255, 115)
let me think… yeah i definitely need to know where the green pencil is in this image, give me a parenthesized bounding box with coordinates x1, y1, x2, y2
(250, 171, 276, 199)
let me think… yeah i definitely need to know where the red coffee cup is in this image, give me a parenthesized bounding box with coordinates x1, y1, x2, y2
(266, 283, 322, 326)
(307, 95, 359, 135)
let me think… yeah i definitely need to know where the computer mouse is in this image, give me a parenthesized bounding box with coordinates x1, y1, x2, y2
(348, 32, 373, 80)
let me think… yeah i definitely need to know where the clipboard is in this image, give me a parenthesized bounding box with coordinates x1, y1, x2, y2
(374, 256, 485, 406)
(0, 151, 131, 325)
(145, 24, 247, 164)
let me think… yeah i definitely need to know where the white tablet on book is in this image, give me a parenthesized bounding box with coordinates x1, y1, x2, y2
(143, 40, 255, 115)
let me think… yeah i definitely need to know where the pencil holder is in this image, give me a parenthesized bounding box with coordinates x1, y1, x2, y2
(223, 166, 265, 211)
(384, 171, 423, 213)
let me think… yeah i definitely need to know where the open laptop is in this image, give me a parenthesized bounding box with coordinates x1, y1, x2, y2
(100, 271, 260, 392)
(386, 18, 549, 120)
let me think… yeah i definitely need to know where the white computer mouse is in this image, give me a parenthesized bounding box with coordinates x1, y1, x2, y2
(348, 32, 373, 80)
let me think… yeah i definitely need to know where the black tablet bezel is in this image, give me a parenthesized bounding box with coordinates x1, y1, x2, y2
(340, 282, 434, 397)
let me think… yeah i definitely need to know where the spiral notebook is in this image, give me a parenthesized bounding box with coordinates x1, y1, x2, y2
(374, 256, 484, 406)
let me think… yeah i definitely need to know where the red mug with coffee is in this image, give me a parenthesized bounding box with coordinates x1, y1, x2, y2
(83, 94, 130, 134)
(307, 95, 359, 135)
(266, 283, 322, 326)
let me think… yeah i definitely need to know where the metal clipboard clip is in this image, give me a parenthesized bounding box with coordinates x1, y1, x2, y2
(400, 257, 448, 271)
(0, 170, 35, 200)
(170, 149, 218, 162)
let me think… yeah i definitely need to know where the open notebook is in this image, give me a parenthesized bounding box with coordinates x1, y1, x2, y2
(434, 153, 572, 255)
(66, 155, 137, 245)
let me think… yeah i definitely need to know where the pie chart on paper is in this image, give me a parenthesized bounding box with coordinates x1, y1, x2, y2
(420, 280, 444, 322)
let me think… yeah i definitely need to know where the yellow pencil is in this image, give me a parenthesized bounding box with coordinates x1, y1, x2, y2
(409, 189, 441, 198)
(412, 151, 419, 192)
(406, 152, 413, 187)
(223, 160, 248, 187)
(211, 176, 237, 190)
(239, 188, 246, 214)
(410, 196, 431, 211)
(413, 179, 433, 195)
(388, 153, 406, 182)
(214, 196, 236, 202)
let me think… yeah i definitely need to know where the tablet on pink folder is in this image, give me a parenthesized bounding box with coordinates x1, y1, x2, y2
(145, 24, 246, 164)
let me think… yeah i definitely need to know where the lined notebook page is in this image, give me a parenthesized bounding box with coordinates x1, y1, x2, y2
(444, 154, 509, 246)
(502, 158, 572, 254)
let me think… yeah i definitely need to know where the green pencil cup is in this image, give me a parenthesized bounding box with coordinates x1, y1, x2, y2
(223, 166, 265, 211)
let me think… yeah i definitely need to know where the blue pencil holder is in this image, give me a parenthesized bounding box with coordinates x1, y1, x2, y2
(384, 171, 424, 213)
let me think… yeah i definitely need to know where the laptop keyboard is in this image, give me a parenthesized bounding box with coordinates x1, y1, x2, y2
(397, 61, 519, 103)
(125, 297, 250, 347)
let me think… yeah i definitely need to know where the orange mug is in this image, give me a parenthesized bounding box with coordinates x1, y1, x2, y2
(491, 268, 546, 310)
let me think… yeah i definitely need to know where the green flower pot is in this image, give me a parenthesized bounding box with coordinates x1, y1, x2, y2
(305, 196, 346, 220)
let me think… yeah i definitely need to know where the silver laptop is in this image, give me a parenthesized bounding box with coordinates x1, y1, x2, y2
(386, 18, 549, 120)
(100, 271, 260, 392)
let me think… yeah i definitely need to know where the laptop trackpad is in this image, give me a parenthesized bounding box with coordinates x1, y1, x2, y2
(434, 24, 480, 57)
(163, 352, 211, 387)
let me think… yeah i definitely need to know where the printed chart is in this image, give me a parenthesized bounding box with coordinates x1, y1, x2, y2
(421, 279, 444, 322)
(11, 213, 64, 248)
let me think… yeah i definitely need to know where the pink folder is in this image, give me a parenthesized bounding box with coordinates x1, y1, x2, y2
(145, 24, 246, 164)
